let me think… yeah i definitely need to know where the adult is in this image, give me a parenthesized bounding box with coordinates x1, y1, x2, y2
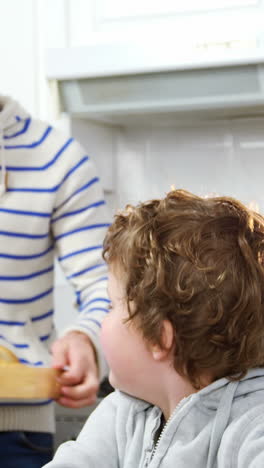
(0, 95, 110, 467)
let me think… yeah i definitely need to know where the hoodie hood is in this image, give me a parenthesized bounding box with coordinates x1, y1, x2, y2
(0, 95, 31, 195)
(0, 95, 29, 131)
(152, 368, 264, 468)
(199, 367, 264, 409)
(195, 368, 264, 468)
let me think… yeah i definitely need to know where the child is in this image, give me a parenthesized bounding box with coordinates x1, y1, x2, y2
(44, 189, 264, 468)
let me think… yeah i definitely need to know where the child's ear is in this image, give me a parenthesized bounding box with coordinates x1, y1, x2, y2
(151, 320, 174, 361)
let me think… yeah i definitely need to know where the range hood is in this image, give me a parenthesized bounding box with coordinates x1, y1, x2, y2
(46, 41, 264, 126)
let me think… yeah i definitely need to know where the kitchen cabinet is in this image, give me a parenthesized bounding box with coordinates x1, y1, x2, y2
(68, 0, 263, 51)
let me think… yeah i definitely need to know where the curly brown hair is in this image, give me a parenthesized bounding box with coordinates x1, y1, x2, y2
(103, 189, 264, 388)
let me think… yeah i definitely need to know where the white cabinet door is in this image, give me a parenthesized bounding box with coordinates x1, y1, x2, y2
(97, 0, 258, 20)
(67, 0, 262, 48)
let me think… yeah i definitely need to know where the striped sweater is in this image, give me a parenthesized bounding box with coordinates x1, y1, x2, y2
(0, 95, 110, 433)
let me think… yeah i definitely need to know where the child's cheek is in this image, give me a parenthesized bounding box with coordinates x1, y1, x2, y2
(100, 316, 114, 366)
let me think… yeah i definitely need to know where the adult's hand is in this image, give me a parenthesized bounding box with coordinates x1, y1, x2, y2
(51, 331, 99, 408)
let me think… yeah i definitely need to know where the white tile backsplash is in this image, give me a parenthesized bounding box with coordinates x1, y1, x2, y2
(115, 119, 264, 212)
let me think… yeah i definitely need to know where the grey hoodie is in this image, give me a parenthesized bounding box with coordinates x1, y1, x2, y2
(44, 368, 264, 468)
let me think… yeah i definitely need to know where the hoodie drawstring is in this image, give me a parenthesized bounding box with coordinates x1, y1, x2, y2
(206, 380, 239, 468)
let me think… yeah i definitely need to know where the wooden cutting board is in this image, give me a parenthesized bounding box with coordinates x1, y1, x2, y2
(0, 346, 61, 400)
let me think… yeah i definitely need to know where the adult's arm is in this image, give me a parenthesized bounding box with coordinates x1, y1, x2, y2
(50, 135, 110, 405)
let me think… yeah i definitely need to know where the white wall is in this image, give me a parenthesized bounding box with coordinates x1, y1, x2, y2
(0, 0, 67, 118)
(0, 0, 38, 113)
